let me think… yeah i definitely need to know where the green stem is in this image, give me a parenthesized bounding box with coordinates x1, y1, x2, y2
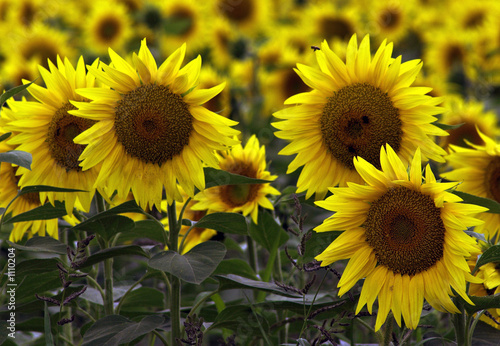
(103, 242, 114, 315)
(453, 300, 469, 346)
(299, 270, 329, 339)
(75, 302, 96, 322)
(85, 275, 106, 304)
(152, 330, 170, 346)
(167, 201, 181, 345)
(115, 272, 151, 314)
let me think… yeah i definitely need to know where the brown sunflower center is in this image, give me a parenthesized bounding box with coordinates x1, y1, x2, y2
(464, 11, 485, 29)
(114, 84, 193, 165)
(364, 186, 445, 276)
(446, 121, 483, 147)
(21, 40, 59, 69)
(218, 0, 253, 23)
(485, 156, 500, 203)
(282, 69, 310, 100)
(96, 16, 122, 42)
(220, 160, 259, 207)
(46, 103, 96, 172)
(320, 82, 402, 170)
(319, 17, 354, 41)
(444, 44, 464, 69)
(379, 8, 401, 30)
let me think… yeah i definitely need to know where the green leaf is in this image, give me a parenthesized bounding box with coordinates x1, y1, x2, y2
(44, 302, 54, 346)
(213, 258, 258, 280)
(0, 132, 11, 142)
(15, 271, 61, 304)
(216, 274, 301, 298)
(465, 230, 487, 243)
(464, 294, 500, 314)
(0, 150, 32, 170)
(432, 122, 464, 131)
(204, 167, 271, 188)
(119, 287, 165, 311)
(18, 185, 86, 196)
(4, 201, 67, 223)
(195, 212, 248, 235)
(453, 191, 500, 214)
(118, 219, 166, 243)
(7, 237, 67, 254)
(302, 230, 341, 263)
(70, 215, 135, 241)
(79, 245, 150, 269)
(82, 315, 164, 346)
(474, 245, 500, 273)
(248, 211, 288, 252)
(206, 305, 270, 335)
(15, 258, 60, 278)
(472, 321, 500, 345)
(0, 82, 33, 105)
(148, 241, 226, 284)
(164, 17, 192, 35)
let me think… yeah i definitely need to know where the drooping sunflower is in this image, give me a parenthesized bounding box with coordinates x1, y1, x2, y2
(161, 186, 216, 254)
(3, 56, 101, 215)
(71, 39, 240, 210)
(192, 135, 280, 224)
(441, 130, 500, 241)
(273, 34, 447, 199)
(438, 96, 500, 148)
(315, 144, 486, 331)
(469, 260, 500, 330)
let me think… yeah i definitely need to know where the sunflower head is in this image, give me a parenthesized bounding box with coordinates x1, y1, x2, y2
(314, 144, 486, 331)
(71, 39, 240, 211)
(469, 260, 500, 329)
(192, 135, 280, 224)
(273, 34, 447, 200)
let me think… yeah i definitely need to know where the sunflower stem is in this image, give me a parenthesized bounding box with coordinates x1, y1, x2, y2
(167, 201, 181, 345)
(103, 239, 114, 315)
(247, 235, 258, 274)
(452, 299, 470, 346)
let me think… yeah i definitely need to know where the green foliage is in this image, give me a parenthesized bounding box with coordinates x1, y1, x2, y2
(0, 150, 32, 170)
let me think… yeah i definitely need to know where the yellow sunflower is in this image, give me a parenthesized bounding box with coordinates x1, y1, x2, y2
(441, 130, 500, 241)
(209, 0, 271, 37)
(469, 260, 500, 330)
(0, 134, 58, 242)
(71, 39, 240, 210)
(161, 187, 216, 254)
(315, 144, 486, 331)
(198, 65, 231, 117)
(192, 135, 280, 224)
(273, 34, 447, 200)
(368, 0, 414, 45)
(438, 96, 500, 148)
(82, 0, 133, 55)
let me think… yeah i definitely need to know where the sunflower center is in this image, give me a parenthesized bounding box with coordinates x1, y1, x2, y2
(379, 8, 401, 29)
(485, 157, 500, 203)
(444, 45, 464, 69)
(283, 69, 310, 99)
(464, 11, 485, 29)
(97, 17, 122, 42)
(218, 0, 253, 23)
(364, 186, 445, 276)
(220, 160, 259, 207)
(114, 84, 193, 165)
(319, 17, 354, 41)
(446, 121, 482, 146)
(46, 103, 96, 172)
(22, 40, 59, 69)
(320, 82, 402, 170)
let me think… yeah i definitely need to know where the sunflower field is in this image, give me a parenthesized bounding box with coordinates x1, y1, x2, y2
(1, 0, 500, 345)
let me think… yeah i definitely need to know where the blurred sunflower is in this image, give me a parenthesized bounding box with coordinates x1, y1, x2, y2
(206, 17, 235, 70)
(210, 0, 271, 37)
(83, 0, 133, 55)
(5, 0, 44, 28)
(0, 56, 39, 90)
(368, 0, 414, 45)
(3, 57, 101, 215)
(315, 144, 486, 331)
(441, 130, 500, 241)
(198, 65, 231, 117)
(450, 0, 499, 37)
(71, 39, 240, 210)
(273, 34, 447, 199)
(161, 187, 216, 254)
(438, 96, 500, 148)
(192, 135, 280, 224)
(469, 260, 500, 329)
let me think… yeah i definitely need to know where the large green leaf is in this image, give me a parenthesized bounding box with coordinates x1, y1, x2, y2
(194, 212, 248, 235)
(453, 191, 500, 214)
(216, 274, 301, 298)
(44, 302, 54, 346)
(80, 245, 150, 269)
(0, 150, 32, 170)
(473, 245, 500, 274)
(82, 315, 164, 346)
(15, 258, 60, 278)
(15, 271, 61, 304)
(248, 211, 288, 252)
(464, 294, 500, 314)
(0, 82, 33, 105)
(213, 258, 258, 280)
(302, 230, 341, 263)
(4, 201, 67, 223)
(0, 132, 11, 142)
(432, 122, 464, 131)
(18, 185, 86, 196)
(7, 237, 67, 254)
(70, 215, 135, 241)
(119, 287, 165, 311)
(118, 219, 166, 243)
(206, 305, 269, 335)
(148, 241, 226, 284)
(204, 167, 271, 188)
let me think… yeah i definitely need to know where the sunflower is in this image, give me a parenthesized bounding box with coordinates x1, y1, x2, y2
(3, 56, 101, 215)
(71, 39, 240, 210)
(469, 260, 500, 329)
(273, 34, 447, 200)
(438, 96, 500, 148)
(192, 135, 280, 224)
(198, 65, 231, 117)
(82, 0, 133, 55)
(210, 0, 271, 37)
(441, 130, 500, 241)
(315, 144, 486, 331)
(0, 131, 58, 242)
(161, 187, 216, 254)
(368, 0, 414, 45)
(205, 16, 235, 71)
(0, 56, 40, 90)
